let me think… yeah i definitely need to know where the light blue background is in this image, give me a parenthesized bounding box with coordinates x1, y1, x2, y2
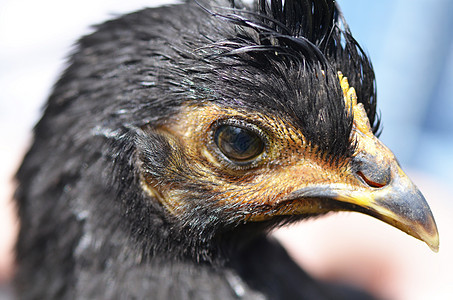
(339, 0, 453, 189)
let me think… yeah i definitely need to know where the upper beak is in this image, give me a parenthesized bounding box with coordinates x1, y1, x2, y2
(335, 164, 439, 252)
(285, 131, 439, 252)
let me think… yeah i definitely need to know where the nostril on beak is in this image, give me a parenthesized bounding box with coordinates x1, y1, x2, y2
(353, 152, 391, 189)
(356, 170, 386, 188)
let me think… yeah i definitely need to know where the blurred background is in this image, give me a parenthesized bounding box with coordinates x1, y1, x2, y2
(0, 0, 452, 299)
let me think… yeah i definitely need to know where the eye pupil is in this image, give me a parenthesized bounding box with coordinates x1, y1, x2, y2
(214, 125, 264, 162)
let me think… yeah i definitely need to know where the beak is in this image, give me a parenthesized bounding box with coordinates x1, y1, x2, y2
(285, 132, 439, 252)
(327, 165, 438, 252)
(352, 165, 439, 252)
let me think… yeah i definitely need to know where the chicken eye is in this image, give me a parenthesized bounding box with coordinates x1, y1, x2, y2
(214, 125, 264, 162)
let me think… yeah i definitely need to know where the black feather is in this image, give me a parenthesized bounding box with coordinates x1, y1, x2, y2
(15, 1, 378, 298)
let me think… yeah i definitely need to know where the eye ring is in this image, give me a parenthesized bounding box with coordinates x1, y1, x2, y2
(212, 121, 266, 164)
